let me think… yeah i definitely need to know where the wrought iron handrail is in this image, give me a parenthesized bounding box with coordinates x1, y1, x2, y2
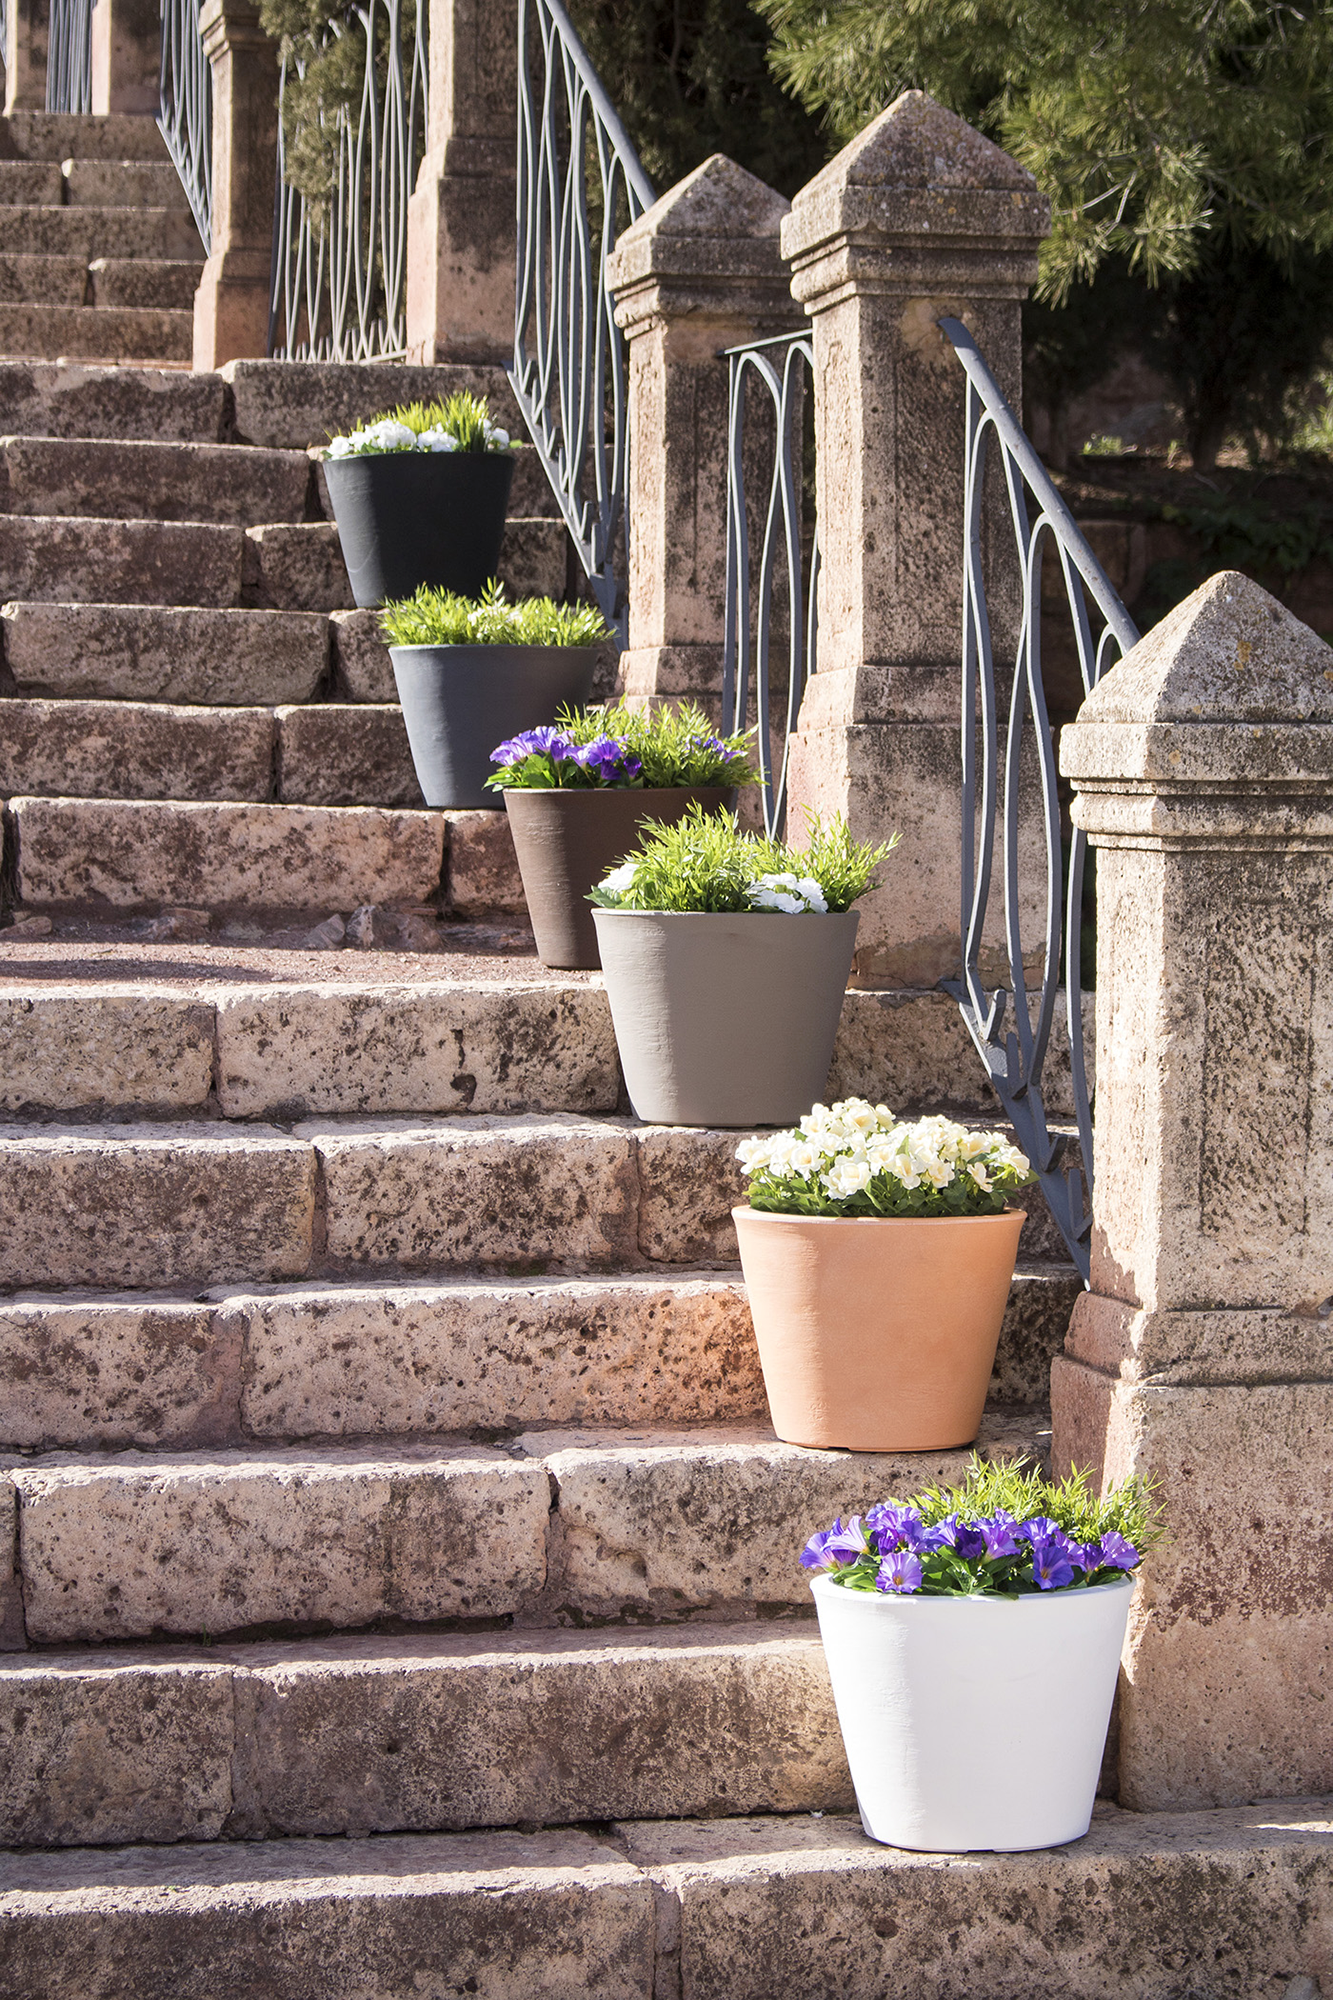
(937, 315, 1140, 1282)
(268, 0, 427, 361)
(721, 329, 817, 837)
(511, 0, 654, 640)
(46, 0, 91, 111)
(159, 0, 213, 251)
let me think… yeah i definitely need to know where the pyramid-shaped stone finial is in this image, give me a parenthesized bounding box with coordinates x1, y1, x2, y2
(1077, 571, 1333, 726)
(799, 88, 1036, 205)
(607, 153, 791, 300)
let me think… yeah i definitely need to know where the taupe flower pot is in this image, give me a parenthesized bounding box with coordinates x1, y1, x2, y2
(504, 786, 736, 969)
(733, 1205, 1026, 1450)
(590, 907, 859, 1127)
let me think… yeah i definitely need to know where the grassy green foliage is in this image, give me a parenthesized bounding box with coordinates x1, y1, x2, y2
(589, 803, 895, 913)
(379, 581, 611, 649)
(587, 701, 757, 787)
(914, 1457, 1164, 1560)
(339, 391, 499, 453)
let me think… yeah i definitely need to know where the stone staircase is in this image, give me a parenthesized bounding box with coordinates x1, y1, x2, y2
(0, 123, 1327, 2000)
(0, 113, 202, 363)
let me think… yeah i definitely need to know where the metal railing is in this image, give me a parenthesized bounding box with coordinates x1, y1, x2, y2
(511, 0, 653, 640)
(268, 0, 427, 361)
(721, 329, 817, 837)
(45, 0, 91, 111)
(159, 0, 213, 250)
(937, 315, 1140, 1282)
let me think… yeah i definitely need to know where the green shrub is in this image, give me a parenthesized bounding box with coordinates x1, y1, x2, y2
(378, 580, 611, 649)
(589, 803, 895, 913)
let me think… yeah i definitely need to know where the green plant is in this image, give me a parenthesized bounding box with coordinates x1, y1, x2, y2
(486, 701, 757, 791)
(737, 1099, 1035, 1219)
(588, 803, 895, 914)
(378, 581, 611, 649)
(327, 391, 511, 459)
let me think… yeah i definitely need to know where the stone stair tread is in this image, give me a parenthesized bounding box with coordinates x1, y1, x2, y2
(0, 435, 313, 524)
(0, 252, 88, 304)
(60, 159, 194, 210)
(0, 113, 175, 162)
(0, 360, 227, 440)
(87, 256, 202, 311)
(2, 600, 329, 704)
(0, 208, 204, 260)
(0, 696, 278, 802)
(1, 1803, 1327, 2000)
(0, 303, 192, 363)
(0, 1621, 854, 1845)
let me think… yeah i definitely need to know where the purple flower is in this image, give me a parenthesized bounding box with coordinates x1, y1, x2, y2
(919, 1514, 960, 1553)
(866, 1502, 927, 1553)
(687, 732, 728, 757)
(1095, 1530, 1140, 1572)
(1029, 1527, 1077, 1591)
(978, 1512, 1019, 1560)
(490, 725, 576, 767)
(571, 735, 643, 784)
(954, 1521, 989, 1562)
(1068, 1541, 1102, 1572)
(875, 1549, 923, 1594)
(801, 1515, 869, 1571)
(799, 1528, 834, 1571)
(1015, 1515, 1059, 1547)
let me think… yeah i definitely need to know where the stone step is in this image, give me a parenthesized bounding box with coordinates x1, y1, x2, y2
(88, 255, 201, 310)
(8, 796, 445, 920)
(61, 158, 193, 210)
(0, 513, 241, 603)
(0, 161, 63, 204)
(0, 698, 278, 801)
(0, 113, 173, 162)
(2, 1805, 1327, 2000)
(0, 302, 192, 362)
(276, 701, 421, 806)
(0, 1272, 764, 1450)
(0, 252, 86, 305)
(0, 360, 226, 441)
(1, 1413, 1045, 1644)
(0, 436, 312, 524)
(0, 1623, 853, 1847)
(2, 601, 329, 703)
(0, 204, 202, 260)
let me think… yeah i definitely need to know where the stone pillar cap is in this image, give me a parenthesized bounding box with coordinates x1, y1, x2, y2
(607, 153, 790, 296)
(781, 89, 1049, 269)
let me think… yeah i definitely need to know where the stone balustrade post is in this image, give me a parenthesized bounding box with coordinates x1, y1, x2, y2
(605, 153, 794, 711)
(90, 0, 160, 114)
(405, 0, 516, 364)
(191, 0, 278, 369)
(4, 0, 48, 113)
(780, 90, 1048, 985)
(1054, 570, 1333, 1809)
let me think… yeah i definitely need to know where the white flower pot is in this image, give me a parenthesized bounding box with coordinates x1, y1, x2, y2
(811, 1571, 1134, 1851)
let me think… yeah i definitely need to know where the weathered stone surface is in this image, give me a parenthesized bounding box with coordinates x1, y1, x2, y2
(0, 436, 309, 526)
(0, 301, 192, 363)
(0, 361, 222, 442)
(0, 1830, 656, 2000)
(993, 1264, 1080, 1406)
(301, 1114, 638, 1271)
(0, 514, 241, 605)
(231, 1273, 764, 1438)
(330, 605, 395, 701)
(1, 602, 328, 705)
(0, 252, 86, 305)
(0, 1653, 234, 1845)
(0, 207, 202, 261)
(243, 1625, 852, 1835)
(61, 159, 187, 208)
(243, 521, 354, 612)
(623, 1803, 1333, 2000)
(215, 981, 618, 1118)
(1053, 1367, 1333, 1810)
(495, 516, 571, 602)
(16, 1445, 550, 1641)
(0, 1295, 240, 1450)
(89, 257, 202, 311)
(224, 359, 512, 451)
(0, 697, 276, 800)
(828, 985, 1094, 1121)
(535, 1411, 1043, 1617)
(0, 1122, 314, 1287)
(276, 703, 422, 808)
(13, 796, 445, 911)
(635, 1125, 750, 1265)
(1064, 1290, 1333, 1389)
(445, 809, 527, 917)
(1, 112, 175, 160)
(0, 987, 214, 1112)
(0, 1480, 23, 1650)
(0, 160, 63, 202)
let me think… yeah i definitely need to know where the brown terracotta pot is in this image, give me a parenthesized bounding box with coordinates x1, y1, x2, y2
(732, 1205, 1026, 1450)
(503, 786, 735, 968)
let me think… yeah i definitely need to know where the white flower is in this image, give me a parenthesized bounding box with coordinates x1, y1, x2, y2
(483, 421, 511, 450)
(418, 427, 458, 453)
(327, 433, 356, 457)
(826, 1156, 872, 1199)
(597, 860, 639, 901)
(363, 419, 417, 452)
(967, 1162, 993, 1191)
(793, 875, 828, 913)
(736, 1135, 777, 1170)
(747, 872, 827, 915)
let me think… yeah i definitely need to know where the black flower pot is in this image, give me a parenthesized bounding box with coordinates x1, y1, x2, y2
(504, 786, 737, 969)
(389, 644, 600, 811)
(324, 451, 516, 607)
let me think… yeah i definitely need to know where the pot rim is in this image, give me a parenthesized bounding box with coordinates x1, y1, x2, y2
(590, 905, 860, 921)
(810, 1571, 1136, 1609)
(732, 1202, 1025, 1225)
(502, 783, 734, 799)
(388, 641, 601, 656)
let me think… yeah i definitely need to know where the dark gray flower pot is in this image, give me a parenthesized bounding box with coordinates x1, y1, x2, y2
(390, 644, 599, 811)
(591, 907, 860, 1127)
(504, 786, 737, 970)
(325, 451, 516, 608)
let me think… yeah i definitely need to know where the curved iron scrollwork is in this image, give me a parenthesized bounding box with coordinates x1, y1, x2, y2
(46, 0, 91, 112)
(511, 0, 654, 640)
(268, 0, 427, 362)
(721, 330, 817, 838)
(936, 315, 1140, 1282)
(159, 0, 213, 251)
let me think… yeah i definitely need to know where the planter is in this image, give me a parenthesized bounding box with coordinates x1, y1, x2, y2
(811, 1571, 1134, 1850)
(590, 908, 858, 1127)
(325, 451, 516, 607)
(504, 787, 736, 969)
(390, 645, 599, 810)
(732, 1206, 1024, 1449)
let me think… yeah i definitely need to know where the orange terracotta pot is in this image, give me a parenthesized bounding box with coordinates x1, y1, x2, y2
(732, 1205, 1026, 1451)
